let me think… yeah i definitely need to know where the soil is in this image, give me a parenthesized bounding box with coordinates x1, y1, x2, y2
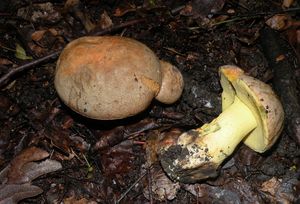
(0, 0, 300, 203)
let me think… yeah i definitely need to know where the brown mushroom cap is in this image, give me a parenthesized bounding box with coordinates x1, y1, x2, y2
(155, 61, 184, 104)
(54, 36, 162, 120)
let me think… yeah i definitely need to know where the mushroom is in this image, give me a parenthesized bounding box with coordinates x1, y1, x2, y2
(54, 36, 184, 120)
(159, 65, 284, 183)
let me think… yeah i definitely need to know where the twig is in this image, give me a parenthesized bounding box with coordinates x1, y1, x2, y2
(116, 172, 147, 203)
(0, 18, 147, 88)
(211, 7, 300, 26)
(89, 18, 146, 36)
(0, 51, 61, 88)
(212, 7, 300, 18)
(147, 167, 153, 204)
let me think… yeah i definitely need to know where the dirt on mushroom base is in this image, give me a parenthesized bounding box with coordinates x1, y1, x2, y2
(0, 0, 300, 203)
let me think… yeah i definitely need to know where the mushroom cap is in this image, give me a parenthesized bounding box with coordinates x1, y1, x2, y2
(220, 65, 284, 153)
(54, 36, 162, 120)
(155, 61, 184, 104)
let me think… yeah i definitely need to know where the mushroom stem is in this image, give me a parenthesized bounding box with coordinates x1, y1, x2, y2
(160, 96, 257, 183)
(182, 96, 257, 164)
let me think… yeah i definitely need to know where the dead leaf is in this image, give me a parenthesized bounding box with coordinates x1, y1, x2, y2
(30, 28, 62, 56)
(276, 54, 286, 62)
(183, 0, 225, 17)
(282, 0, 294, 8)
(31, 30, 47, 42)
(145, 128, 182, 166)
(98, 11, 113, 30)
(17, 2, 62, 24)
(63, 195, 97, 204)
(0, 184, 43, 204)
(286, 28, 300, 54)
(261, 177, 281, 195)
(143, 167, 180, 201)
(20, 159, 62, 182)
(266, 14, 292, 31)
(64, 0, 95, 32)
(0, 147, 62, 203)
(93, 118, 158, 151)
(113, 5, 136, 17)
(100, 140, 135, 177)
(183, 178, 263, 203)
(180, 4, 193, 16)
(260, 176, 298, 203)
(44, 127, 73, 155)
(7, 146, 50, 184)
(15, 43, 32, 60)
(0, 58, 13, 66)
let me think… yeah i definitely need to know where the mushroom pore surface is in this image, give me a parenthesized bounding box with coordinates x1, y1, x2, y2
(54, 36, 162, 120)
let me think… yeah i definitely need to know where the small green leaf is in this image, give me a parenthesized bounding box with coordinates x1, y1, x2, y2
(15, 43, 32, 60)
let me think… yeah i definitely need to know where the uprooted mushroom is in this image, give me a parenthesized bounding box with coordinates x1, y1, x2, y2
(159, 65, 284, 183)
(54, 36, 184, 120)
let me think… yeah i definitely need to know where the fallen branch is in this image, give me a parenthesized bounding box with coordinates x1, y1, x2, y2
(0, 51, 60, 88)
(93, 118, 160, 151)
(0, 18, 146, 88)
(260, 26, 300, 145)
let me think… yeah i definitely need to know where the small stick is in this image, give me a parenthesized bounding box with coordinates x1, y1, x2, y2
(147, 167, 153, 204)
(116, 172, 147, 203)
(89, 18, 146, 36)
(0, 51, 61, 87)
(0, 18, 146, 88)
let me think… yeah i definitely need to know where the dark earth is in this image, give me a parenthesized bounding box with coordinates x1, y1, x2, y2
(0, 0, 300, 203)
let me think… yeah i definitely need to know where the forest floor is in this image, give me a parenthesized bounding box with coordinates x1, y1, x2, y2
(0, 0, 300, 203)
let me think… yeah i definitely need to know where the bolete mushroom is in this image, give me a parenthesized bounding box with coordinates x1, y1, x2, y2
(159, 65, 284, 183)
(54, 36, 184, 120)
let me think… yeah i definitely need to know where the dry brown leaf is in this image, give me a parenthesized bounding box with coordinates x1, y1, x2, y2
(100, 140, 135, 177)
(266, 14, 292, 30)
(63, 195, 97, 204)
(1, 146, 62, 184)
(64, 0, 80, 8)
(7, 146, 49, 184)
(98, 11, 113, 29)
(44, 127, 73, 155)
(17, 2, 62, 24)
(93, 118, 158, 150)
(259, 173, 299, 203)
(0, 58, 14, 66)
(20, 159, 62, 182)
(282, 0, 294, 8)
(31, 28, 59, 42)
(64, 0, 95, 32)
(0, 147, 62, 203)
(28, 43, 45, 57)
(0, 184, 43, 204)
(31, 30, 47, 42)
(276, 54, 286, 62)
(145, 128, 182, 166)
(181, 0, 225, 17)
(143, 167, 180, 201)
(183, 178, 263, 203)
(286, 28, 300, 54)
(113, 6, 136, 17)
(261, 177, 281, 195)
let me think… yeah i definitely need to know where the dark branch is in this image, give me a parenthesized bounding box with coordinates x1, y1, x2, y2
(0, 18, 146, 88)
